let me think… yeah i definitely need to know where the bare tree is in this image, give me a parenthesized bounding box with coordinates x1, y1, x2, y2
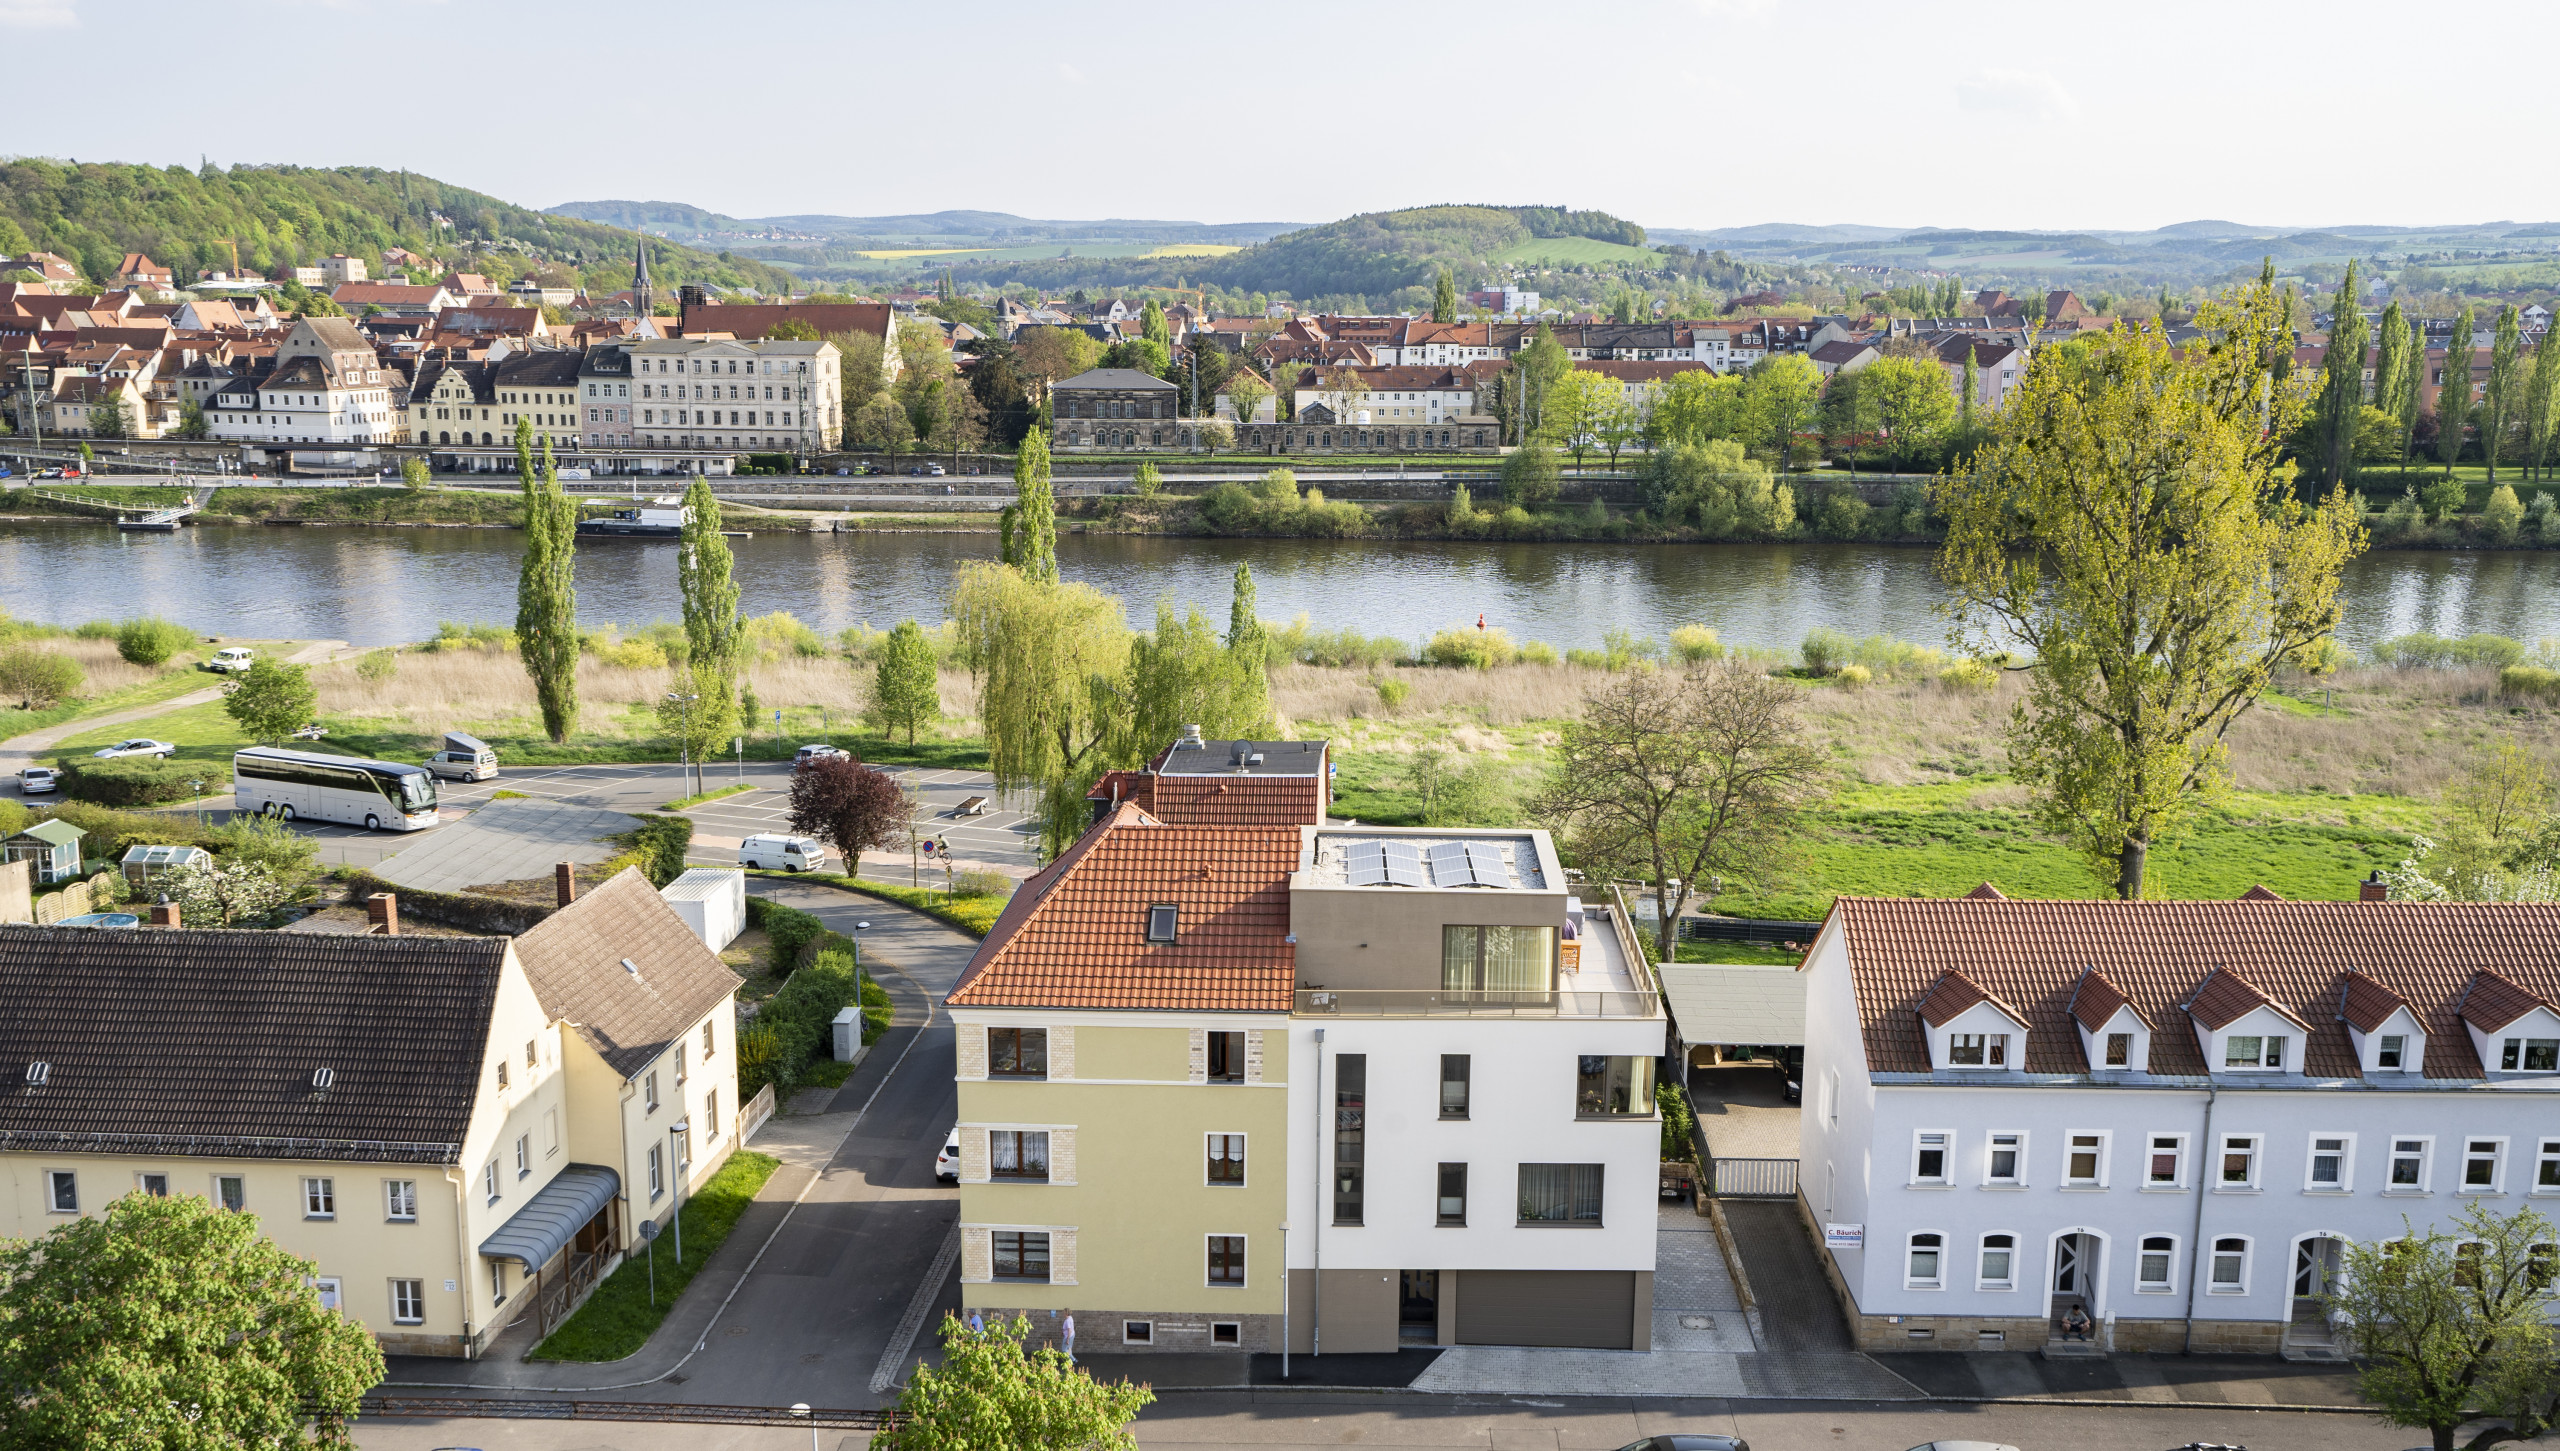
(1532, 668, 1827, 962)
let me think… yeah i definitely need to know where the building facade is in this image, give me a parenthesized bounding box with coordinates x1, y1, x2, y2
(202, 316, 399, 445)
(627, 337, 841, 454)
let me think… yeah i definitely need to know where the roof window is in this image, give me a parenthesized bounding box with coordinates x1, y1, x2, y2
(310, 1067, 334, 1092)
(1146, 904, 1180, 943)
(24, 1061, 49, 1088)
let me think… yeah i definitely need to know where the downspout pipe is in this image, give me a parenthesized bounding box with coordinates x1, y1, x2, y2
(445, 1167, 473, 1358)
(2182, 1084, 2219, 1354)
(1312, 1026, 1325, 1359)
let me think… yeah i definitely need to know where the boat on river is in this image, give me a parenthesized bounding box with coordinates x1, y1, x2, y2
(575, 500, 690, 539)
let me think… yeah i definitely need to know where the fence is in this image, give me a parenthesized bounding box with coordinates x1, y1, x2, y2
(357, 1395, 890, 1428)
(740, 1082, 777, 1143)
(1679, 915, 1822, 947)
(31, 870, 119, 925)
(1703, 1154, 1798, 1199)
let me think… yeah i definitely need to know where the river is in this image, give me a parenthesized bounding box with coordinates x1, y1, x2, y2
(11, 520, 2560, 654)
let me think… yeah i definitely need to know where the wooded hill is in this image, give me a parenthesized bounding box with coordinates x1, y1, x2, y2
(0, 159, 797, 296)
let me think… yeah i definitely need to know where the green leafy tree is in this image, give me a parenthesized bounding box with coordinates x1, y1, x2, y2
(1936, 273, 2368, 899)
(1009, 427, 1058, 583)
(677, 474, 742, 781)
(1647, 369, 1747, 448)
(1861, 355, 1960, 472)
(1119, 602, 1272, 761)
(2527, 311, 2560, 481)
(875, 1313, 1152, 1451)
(2439, 306, 2477, 472)
(2374, 301, 2415, 470)
(1510, 325, 1571, 443)
(1538, 370, 1619, 473)
(655, 662, 738, 784)
(1502, 440, 1563, 508)
(1226, 561, 1273, 735)
(0, 644, 83, 708)
(953, 561, 1128, 855)
(2328, 1202, 2560, 1451)
(513, 420, 580, 742)
(400, 455, 432, 490)
(868, 619, 941, 746)
(221, 658, 317, 745)
(174, 397, 207, 439)
(767, 317, 819, 341)
(1960, 348, 1980, 430)
(1130, 461, 1162, 499)
(2484, 304, 2524, 484)
(1743, 354, 1823, 470)
(2315, 260, 2369, 488)
(2394, 308, 2427, 469)
(1433, 265, 1459, 323)
(115, 615, 192, 666)
(0, 1189, 384, 1450)
(90, 391, 128, 440)
(1222, 369, 1270, 429)
(166, 857, 297, 926)
(1139, 299, 1170, 351)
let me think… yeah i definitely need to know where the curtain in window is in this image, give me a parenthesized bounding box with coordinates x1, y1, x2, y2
(1482, 926, 1551, 993)
(1440, 926, 1477, 992)
(992, 1131, 1049, 1177)
(1516, 1163, 1603, 1223)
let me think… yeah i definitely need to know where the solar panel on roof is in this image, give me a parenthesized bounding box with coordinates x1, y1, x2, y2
(1464, 841, 1508, 887)
(1427, 841, 1475, 887)
(1382, 840, 1428, 887)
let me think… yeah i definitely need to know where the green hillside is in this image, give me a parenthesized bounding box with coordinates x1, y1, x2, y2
(0, 159, 796, 297)
(1202, 204, 1654, 301)
(1491, 235, 1665, 268)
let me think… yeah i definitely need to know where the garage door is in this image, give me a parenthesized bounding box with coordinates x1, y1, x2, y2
(1455, 1270, 1634, 1348)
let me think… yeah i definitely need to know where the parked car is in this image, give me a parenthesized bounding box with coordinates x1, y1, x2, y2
(794, 743, 849, 767)
(92, 738, 176, 760)
(906, 464, 927, 476)
(924, 462, 946, 476)
(423, 730, 498, 782)
(936, 1127, 960, 1183)
(18, 766, 58, 795)
(738, 834, 828, 872)
(861, 463, 885, 476)
(835, 466, 853, 476)
(1901, 1443, 2019, 1451)
(292, 723, 328, 740)
(202, 647, 255, 673)
(1613, 1438, 1750, 1451)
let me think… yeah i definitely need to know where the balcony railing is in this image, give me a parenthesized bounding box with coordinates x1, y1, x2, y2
(1293, 988, 1661, 1018)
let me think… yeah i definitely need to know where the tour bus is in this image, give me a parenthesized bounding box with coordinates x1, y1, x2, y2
(232, 747, 441, 831)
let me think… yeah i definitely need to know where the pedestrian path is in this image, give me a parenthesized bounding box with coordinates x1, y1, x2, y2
(1651, 1202, 1753, 1353)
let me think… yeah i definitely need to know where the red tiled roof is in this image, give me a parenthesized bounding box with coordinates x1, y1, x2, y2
(1833, 897, 2560, 1079)
(946, 806, 1298, 1012)
(2068, 969, 2130, 1031)
(2457, 969, 2554, 1033)
(1148, 775, 1324, 827)
(2185, 965, 2308, 1032)
(1916, 968, 2021, 1027)
(2238, 885, 2283, 901)
(2338, 971, 2411, 1033)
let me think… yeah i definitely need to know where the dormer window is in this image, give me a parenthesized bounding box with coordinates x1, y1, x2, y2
(2225, 1034, 2286, 1070)
(2104, 1033, 2132, 1067)
(2378, 1034, 2407, 1069)
(1948, 1033, 2007, 1067)
(2502, 1037, 2560, 1073)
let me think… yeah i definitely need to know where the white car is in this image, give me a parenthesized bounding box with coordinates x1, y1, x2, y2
(18, 766, 58, 795)
(794, 743, 849, 767)
(203, 647, 255, 673)
(936, 1128, 960, 1183)
(92, 738, 176, 760)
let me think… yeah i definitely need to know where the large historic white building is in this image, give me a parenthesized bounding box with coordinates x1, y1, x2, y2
(617, 338, 840, 454)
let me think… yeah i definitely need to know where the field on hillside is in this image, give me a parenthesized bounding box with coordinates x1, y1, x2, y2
(1489, 235, 1664, 268)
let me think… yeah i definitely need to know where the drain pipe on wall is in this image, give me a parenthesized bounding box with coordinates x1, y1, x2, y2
(2182, 1084, 2219, 1355)
(1312, 1027, 1325, 1359)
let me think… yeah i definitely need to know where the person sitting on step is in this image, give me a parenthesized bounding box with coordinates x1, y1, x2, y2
(2061, 1303, 2094, 1342)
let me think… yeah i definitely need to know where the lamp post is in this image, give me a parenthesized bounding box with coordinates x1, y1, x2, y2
(665, 690, 700, 796)
(669, 1117, 690, 1265)
(790, 1404, 815, 1451)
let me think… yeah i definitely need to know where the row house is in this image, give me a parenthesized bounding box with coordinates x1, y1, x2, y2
(948, 738, 1665, 1356)
(623, 336, 844, 454)
(332, 281, 463, 317)
(675, 298, 902, 387)
(1288, 366, 1482, 428)
(201, 317, 400, 445)
(1802, 887, 2560, 1357)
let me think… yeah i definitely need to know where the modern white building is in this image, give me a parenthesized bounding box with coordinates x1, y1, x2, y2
(1799, 885, 2560, 1357)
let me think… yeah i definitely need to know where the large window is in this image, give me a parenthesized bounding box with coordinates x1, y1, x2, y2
(1575, 1056, 1656, 1117)
(1438, 1164, 1468, 1225)
(1977, 1233, 2015, 1289)
(1207, 1133, 1245, 1186)
(1907, 1232, 1944, 1289)
(1440, 1054, 1470, 1119)
(2465, 1138, 2506, 1191)
(1333, 1054, 1365, 1225)
(1912, 1131, 1951, 1185)
(990, 1028, 1048, 1079)
(2225, 1034, 2287, 1070)
(1516, 1163, 1604, 1225)
(2148, 1134, 2186, 1187)
(2138, 1235, 2177, 1292)
(2390, 1137, 2431, 1189)
(993, 1231, 1050, 1282)
(1441, 925, 1554, 994)
(1207, 1235, 1246, 1287)
(991, 1131, 1051, 1181)
(2209, 1236, 2250, 1293)
(47, 1171, 76, 1213)
(2502, 1037, 2560, 1071)
(1987, 1131, 2023, 1185)
(1206, 1031, 1245, 1083)
(1946, 1032, 2007, 1067)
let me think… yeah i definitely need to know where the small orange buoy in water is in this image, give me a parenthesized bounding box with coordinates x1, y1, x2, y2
(1477, 613, 1486, 631)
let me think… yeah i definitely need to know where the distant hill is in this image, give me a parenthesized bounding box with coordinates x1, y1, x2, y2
(0, 160, 796, 296)
(1196, 204, 1652, 301)
(545, 201, 1303, 248)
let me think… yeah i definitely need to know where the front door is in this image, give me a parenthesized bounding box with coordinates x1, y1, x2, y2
(2053, 1236, 2082, 1295)
(1401, 1271, 1439, 1341)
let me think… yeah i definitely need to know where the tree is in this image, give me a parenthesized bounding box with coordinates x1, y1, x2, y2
(1139, 299, 1170, 351)
(165, 856, 298, 926)
(400, 455, 432, 490)
(1120, 602, 1271, 760)
(854, 392, 915, 465)
(0, 644, 82, 708)
(969, 347, 1033, 447)
(1743, 354, 1823, 470)
(655, 662, 738, 783)
(2485, 305, 2524, 485)
(1433, 265, 1459, 323)
(1502, 440, 1562, 508)
(868, 619, 941, 746)
(2440, 306, 2478, 472)
(1009, 427, 1057, 583)
(678, 473, 742, 780)
(1860, 355, 1960, 472)
(91, 391, 128, 440)
(768, 317, 819, 341)
(513, 421, 580, 742)
(115, 615, 192, 666)
(1647, 370, 1747, 448)
(1936, 279, 2368, 899)
(1222, 369, 1270, 429)
(2329, 1202, 2560, 1451)
(0, 1189, 383, 1450)
(222, 658, 317, 745)
(2527, 310, 2560, 481)
(875, 1313, 1152, 1451)
(1012, 326, 1103, 403)
(787, 753, 909, 862)
(1596, 393, 1647, 472)
(1960, 347, 1980, 430)
(952, 561, 1129, 856)
(1318, 363, 1370, 427)
(2375, 301, 2415, 470)
(174, 397, 207, 439)
(1539, 369, 1619, 472)
(2315, 260, 2369, 489)
(1130, 461, 1162, 499)
(1531, 667, 1827, 964)
(2394, 308, 2428, 470)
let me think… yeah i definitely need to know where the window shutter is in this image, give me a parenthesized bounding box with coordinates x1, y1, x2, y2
(1244, 1030, 1265, 1084)
(959, 1127, 990, 1184)
(957, 1024, 987, 1080)
(1189, 1028, 1207, 1084)
(960, 1226, 991, 1283)
(1051, 1227, 1078, 1286)
(1050, 1026, 1074, 1082)
(1050, 1127, 1076, 1185)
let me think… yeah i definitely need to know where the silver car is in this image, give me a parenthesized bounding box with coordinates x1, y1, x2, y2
(92, 738, 176, 760)
(18, 766, 58, 795)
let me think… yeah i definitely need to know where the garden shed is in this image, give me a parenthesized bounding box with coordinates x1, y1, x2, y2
(4, 819, 86, 885)
(121, 843, 212, 887)
(659, 868, 746, 951)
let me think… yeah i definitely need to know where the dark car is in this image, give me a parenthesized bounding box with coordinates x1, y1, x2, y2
(1615, 1438, 1749, 1451)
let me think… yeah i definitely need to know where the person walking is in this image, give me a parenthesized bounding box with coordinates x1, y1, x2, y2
(1061, 1310, 1076, 1365)
(968, 1309, 984, 1335)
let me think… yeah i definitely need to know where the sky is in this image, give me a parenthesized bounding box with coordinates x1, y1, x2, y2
(5, 0, 2554, 235)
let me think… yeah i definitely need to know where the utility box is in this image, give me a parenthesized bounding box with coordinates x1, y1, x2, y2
(658, 868, 746, 950)
(831, 1006, 869, 1065)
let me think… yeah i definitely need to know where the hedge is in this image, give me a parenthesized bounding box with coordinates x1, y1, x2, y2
(743, 894, 828, 976)
(61, 756, 204, 807)
(617, 812, 694, 886)
(737, 947, 862, 1103)
(337, 868, 554, 935)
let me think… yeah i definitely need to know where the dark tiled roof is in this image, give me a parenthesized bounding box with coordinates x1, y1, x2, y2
(2185, 965, 2309, 1032)
(2068, 969, 2130, 1031)
(0, 926, 508, 1162)
(494, 348, 584, 387)
(1916, 968, 2020, 1027)
(947, 806, 1297, 1012)
(2339, 971, 2411, 1032)
(1835, 897, 2560, 1080)
(510, 868, 742, 1080)
(681, 301, 891, 342)
(2456, 969, 2552, 1032)
(1055, 367, 1180, 392)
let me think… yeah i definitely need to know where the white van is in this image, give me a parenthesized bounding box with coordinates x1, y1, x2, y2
(204, 647, 255, 674)
(423, 731, 498, 782)
(739, 834, 828, 872)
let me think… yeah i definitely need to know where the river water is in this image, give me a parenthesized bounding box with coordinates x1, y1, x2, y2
(11, 520, 2560, 654)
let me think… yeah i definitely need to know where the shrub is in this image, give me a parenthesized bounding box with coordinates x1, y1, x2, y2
(2371, 633, 2455, 668)
(1937, 658, 1999, 692)
(1424, 625, 1518, 669)
(2500, 666, 2560, 704)
(745, 894, 828, 976)
(600, 638, 667, 670)
(616, 813, 692, 887)
(1199, 481, 1257, 531)
(60, 756, 202, 807)
(2485, 484, 2526, 544)
(745, 611, 828, 659)
(2456, 634, 2528, 669)
(738, 948, 863, 1102)
(1501, 443, 1561, 509)
(2421, 472, 2469, 520)
(1132, 462, 1162, 498)
(0, 645, 84, 709)
(1834, 664, 1873, 689)
(72, 620, 118, 640)
(1255, 469, 1300, 505)
(1800, 626, 1853, 675)
(1375, 677, 1411, 710)
(1519, 640, 1560, 665)
(1657, 1081, 1696, 1160)
(114, 616, 194, 667)
(949, 867, 1012, 898)
(1669, 625, 1723, 663)
(354, 648, 398, 683)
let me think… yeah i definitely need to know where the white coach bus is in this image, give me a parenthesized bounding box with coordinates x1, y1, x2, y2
(233, 747, 441, 831)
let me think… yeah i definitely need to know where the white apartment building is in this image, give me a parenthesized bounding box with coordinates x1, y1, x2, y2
(1800, 888, 2560, 1357)
(1291, 367, 1479, 428)
(202, 316, 398, 445)
(624, 337, 841, 454)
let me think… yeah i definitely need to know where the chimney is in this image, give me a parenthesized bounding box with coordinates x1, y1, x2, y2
(2359, 871, 2389, 904)
(367, 892, 400, 936)
(555, 862, 577, 908)
(148, 899, 180, 929)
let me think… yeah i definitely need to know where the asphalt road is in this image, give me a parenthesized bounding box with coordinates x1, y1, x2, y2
(351, 1395, 2426, 1451)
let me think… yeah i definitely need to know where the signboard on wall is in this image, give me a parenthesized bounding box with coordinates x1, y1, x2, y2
(1824, 1223, 1864, 1251)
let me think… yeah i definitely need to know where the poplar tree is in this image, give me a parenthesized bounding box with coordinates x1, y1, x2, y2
(679, 470, 742, 697)
(1960, 348, 1979, 429)
(1433, 266, 1459, 323)
(2393, 310, 2426, 470)
(513, 419, 581, 742)
(2315, 261, 2367, 488)
(2483, 304, 2523, 484)
(1226, 561, 1272, 734)
(2439, 306, 2477, 472)
(2527, 316, 2560, 481)
(1010, 427, 1057, 582)
(2373, 301, 2412, 473)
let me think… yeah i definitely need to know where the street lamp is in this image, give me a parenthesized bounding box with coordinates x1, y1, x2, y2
(665, 690, 700, 796)
(790, 1403, 815, 1451)
(668, 1117, 691, 1265)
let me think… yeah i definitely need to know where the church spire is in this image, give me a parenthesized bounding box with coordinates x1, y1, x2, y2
(630, 237, 653, 318)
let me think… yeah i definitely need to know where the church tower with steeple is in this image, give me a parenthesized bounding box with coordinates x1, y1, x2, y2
(629, 238, 653, 319)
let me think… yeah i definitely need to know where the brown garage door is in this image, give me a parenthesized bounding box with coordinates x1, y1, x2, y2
(1455, 1270, 1634, 1348)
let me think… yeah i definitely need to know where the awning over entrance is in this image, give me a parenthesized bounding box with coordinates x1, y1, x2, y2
(477, 1163, 620, 1268)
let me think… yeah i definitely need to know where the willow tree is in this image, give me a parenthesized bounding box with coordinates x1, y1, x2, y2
(1935, 275, 2368, 899)
(1009, 427, 1057, 582)
(678, 472, 743, 740)
(513, 420, 581, 741)
(953, 561, 1128, 855)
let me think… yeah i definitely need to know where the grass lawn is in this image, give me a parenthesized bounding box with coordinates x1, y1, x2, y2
(749, 868, 1006, 937)
(0, 650, 225, 742)
(1674, 942, 1805, 966)
(528, 1149, 780, 1362)
(665, 782, 755, 812)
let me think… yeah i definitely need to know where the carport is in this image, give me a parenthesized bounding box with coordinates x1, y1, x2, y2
(1658, 961, 1805, 1071)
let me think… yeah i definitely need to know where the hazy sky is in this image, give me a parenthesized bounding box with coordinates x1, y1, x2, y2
(5, 0, 2550, 234)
